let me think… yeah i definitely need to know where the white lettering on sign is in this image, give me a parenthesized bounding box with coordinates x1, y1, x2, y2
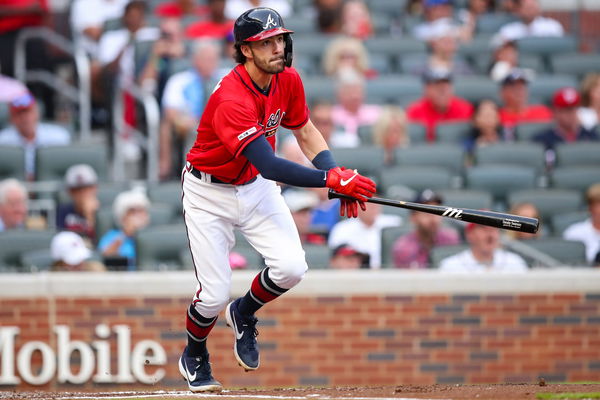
(0, 325, 166, 386)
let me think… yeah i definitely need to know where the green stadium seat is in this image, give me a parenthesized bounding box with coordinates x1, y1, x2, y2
(304, 244, 331, 269)
(395, 143, 465, 174)
(408, 123, 427, 144)
(514, 122, 554, 141)
(518, 237, 588, 267)
(366, 76, 422, 105)
(302, 76, 336, 103)
(330, 146, 385, 179)
(507, 188, 583, 223)
(147, 181, 183, 217)
(435, 121, 472, 143)
(516, 36, 578, 57)
(35, 144, 109, 181)
(475, 13, 516, 34)
(551, 211, 589, 236)
(474, 142, 546, 172)
(454, 77, 499, 104)
(529, 74, 578, 106)
(0, 102, 9, 129)
(19, 248, 53, 272)
(370, 53, 394, 75)
(365, 0, 406, 17)
(466, 164, 537, 203)
(551, 53, 600, 78)
(550, 167, 600, 192)
(286, 17, 318, 35)
(0, 146, 26, 180)
(438, 189, 493, 211)
(457, 36, 493, 62)
(366, 37, 426, 56)
(0, 229, 55, 271)
(380, 225, 413, 268)
(430, 244, 469, 269)
(380, 166, 453, 194)
(56, 181, 130, 209)
(555, 142, 600, 167)
(135, 224, 188, 271)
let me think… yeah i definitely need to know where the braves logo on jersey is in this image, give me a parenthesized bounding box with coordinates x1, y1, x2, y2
(263, 109, 284, 137)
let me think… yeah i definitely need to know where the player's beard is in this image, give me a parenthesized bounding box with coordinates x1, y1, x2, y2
(252, 51, 285, 74)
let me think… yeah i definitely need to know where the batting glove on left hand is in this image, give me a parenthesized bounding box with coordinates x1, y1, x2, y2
(325, 167, 376, 203)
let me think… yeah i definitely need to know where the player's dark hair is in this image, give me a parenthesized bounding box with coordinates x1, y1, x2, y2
(234, 42, 247, 64)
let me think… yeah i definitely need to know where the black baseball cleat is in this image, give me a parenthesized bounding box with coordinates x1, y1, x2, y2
(178, 346, 222, 392)
(225, 298, 260, 371)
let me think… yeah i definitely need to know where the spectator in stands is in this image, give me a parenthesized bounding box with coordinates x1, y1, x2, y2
(340, 0, 373, 40)
(456, 0, 497, 41)
(70, 0, 129, 58)
(283, 189, 326, 245)
(315, 0, 343, 34)
(321, 36, 373, 79)
(393, 189, 460, 269)
(0, 178, 28, 232)
(412, 23, 473, 76)
(310, 100, 356, 148)
(496, 0, 563, 42)
(328, 199, 402, 269)
(439, 222, 528, 272)
(331, 68, 382, 142)
(413, 0, 457, 41)
(406, 67, 474, 142)
(159, 39, 223, 179)
(488, 37, 519, 82)
(50, 231, 106, 272)
(505, 202, 541, 240)
(155, 0, 207, 18)
(185, 0, 233, 39)
(56, 164, 100, 243)
(563, 183, 600, 266)
(329, 244, 369, 269)
(0, 93, 70, 180)
(310, 187, 340, 235)
(464, 99, 502, 160)
(498, 68, 552, 137)
(225, 0, 292, 20)
(372, 106, 410, 165)
(533, 87, 598, 167)
(98, 188, 150, 270)
(578, 73, 600, 131)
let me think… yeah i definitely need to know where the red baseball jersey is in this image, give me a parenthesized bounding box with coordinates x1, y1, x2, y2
(187, 64, 309, 184)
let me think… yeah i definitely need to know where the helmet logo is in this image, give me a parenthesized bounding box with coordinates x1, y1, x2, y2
(263, 13, 277, 30)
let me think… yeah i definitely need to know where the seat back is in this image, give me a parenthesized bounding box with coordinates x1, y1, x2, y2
(135, 224, 188, 271)
(430, 244, 469, 268)
(395, 144, 465, 175)
(551, 167, 600, 192)
(466, 164, 537, 203)
(0, 146, 26, 180)
(555, 142, 600, 168)
(303, 244, 331, 269)
(380, 166, 453, 195)
(330, 146, 385, 179)
(507, 189, 583, 224)
(551, 211, 589, 237)
(435, 122, 472, 143)
(147, 181, 183, 217)
(380, 225, 413, 268)
(518, 238, 588, 267)
(0, 230, 55, 271)
(36, 144, 109, 181)
(474, 142, 546, 172)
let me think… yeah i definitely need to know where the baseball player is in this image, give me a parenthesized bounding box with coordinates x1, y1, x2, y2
(178, 7, 377, 392)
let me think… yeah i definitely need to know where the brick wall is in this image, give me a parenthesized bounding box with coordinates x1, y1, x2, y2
(2, 287, 600, 390)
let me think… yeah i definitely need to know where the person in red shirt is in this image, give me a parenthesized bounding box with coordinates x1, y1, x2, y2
(498, 68, 552, 137)
(185, 0, 233, 40)
(178, 7, 376, 393)
(406, 67, 474, 142)
(154, 0, 207, 18)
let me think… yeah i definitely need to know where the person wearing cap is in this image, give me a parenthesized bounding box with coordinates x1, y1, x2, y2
(413, 0, 456, 41)
(392, 189, 460, 269)
(406, 66, 474, 142)
(56, 164, 101, 242)
(50, 231, 106, 272)
(0, 178, 29, 232)
(496, 0, 563, 42)
(498, 68, 552, 135)
(416, 22, 472, 77)
(563, 183, 600, 266)
(283, 189, 326, 245)
(329, 243, 369, 269)
(97, 188, 150, 270)
(439, 221, 528, 273)
(532, 87, 598, 164)
(185, 0, 233, 39)
(0, 92, 70, 180)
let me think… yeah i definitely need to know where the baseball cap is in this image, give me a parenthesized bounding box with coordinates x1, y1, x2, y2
(113, 188, 150, 223)
(65, 164, 98, 189)
(413, 189, 443, 205)
(422, 66, 453, 84)
(425, 0, 452, 7)
(332, 244, 364, 258)
(552, 87, 580, 108)
(9, 92, 35, 113)
(51, 231, 92, 266)
(501, 68, 530, 86)
(283, 189, 319, 213)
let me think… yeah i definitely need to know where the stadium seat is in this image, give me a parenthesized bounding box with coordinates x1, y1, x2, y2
(471, 54, 543, 75)
(438, 189, 493, 211)
(371, 13, 394, 35)
(518, 238, 588, 267)
(554, 142, 600, 167)
(397, 53, 427, 74)
(551, 211, 589, 237)
(435, 121, 472, 143)
(147, 181, 183, 217)
(473, 142, 546, 172)
(303, 244, 331, 269)
(365, 75, 422, 105)
(357, 125, 373, 144)
(370, 53, 394, 75)
(380, 225, 413, 268)
(408, 123, 427, 144)
(365, 0, 406, 17)
(366, 37, 426, 56)
(302, 76, 336, 103)
(457, 36, 493, 62)
(430, 244, 469, 269)
(294, 34, 334, 64)
(465, 164, 537, 204)
(395, 143, 465, 175)
(454, 77, 499, 104)
(286, 16, 318, 35)
(475, 13, 517, 34)
(529, 74, 578, 106)
(19, 248, 53, 272)
(550, 166, 600, 192)
(0, 146, 26, 180)
(0, 229, 55, 271)
(551, 53, 600, 78)
(56, 181, 130, 209)
(135, 224, 188, 271)
(380, 166, 453, 194)
(514, 122, 553, 141)
(0, 102, 8, 129)
(330, 146, 385, 179)
(507, 188, 583, 223)
(35, 144, 109, 181)
(516, 36, 578, 65)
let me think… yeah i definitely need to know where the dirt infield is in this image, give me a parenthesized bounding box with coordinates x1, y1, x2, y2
(2, 384, 600, 400)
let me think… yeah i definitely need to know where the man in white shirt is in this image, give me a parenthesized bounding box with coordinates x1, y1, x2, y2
(563, 183, 600, 266)
(497, 0, 564, 42)
(0, 178, 28, 232)
(328, 202, 401, 269)
(0, 93, 70, 179)
(439, 222, 528, 273)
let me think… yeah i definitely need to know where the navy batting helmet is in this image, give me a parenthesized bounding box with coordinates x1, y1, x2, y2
(233, 7, 294, 67)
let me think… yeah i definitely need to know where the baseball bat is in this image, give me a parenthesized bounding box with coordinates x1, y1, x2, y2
(328, 190, 539, 234)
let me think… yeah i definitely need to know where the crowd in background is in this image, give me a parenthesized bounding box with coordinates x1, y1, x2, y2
(0, 0, 599, 272)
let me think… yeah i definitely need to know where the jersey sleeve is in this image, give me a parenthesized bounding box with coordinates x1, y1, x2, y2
(212, 100, 263, 156)
(281, 69, 309, 130)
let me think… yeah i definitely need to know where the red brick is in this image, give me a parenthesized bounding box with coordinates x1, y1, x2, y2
(486, 316, 516, 326)
(552, 293, 581, 302)
(401, 304, 432, 314)
(415, 295, 449, 304)
(518, 294, 549, 302)
(349, 295, 380, 304)
(432, 350, 466, 362)
(108, 298, 139, 306)
(534, 304, 565, 313)
(467, 304, 498, 314)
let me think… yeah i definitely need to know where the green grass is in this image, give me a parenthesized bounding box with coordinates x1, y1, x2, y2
(536, 393, 600, 399)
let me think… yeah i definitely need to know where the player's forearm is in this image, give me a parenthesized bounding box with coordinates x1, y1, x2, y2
(292, 119, 329, 161)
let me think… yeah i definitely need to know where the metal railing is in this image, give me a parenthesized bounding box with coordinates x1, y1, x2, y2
(14, 27, 91, 142)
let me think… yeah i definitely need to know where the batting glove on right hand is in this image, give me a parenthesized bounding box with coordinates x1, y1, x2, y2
(326, 167, 376, 203)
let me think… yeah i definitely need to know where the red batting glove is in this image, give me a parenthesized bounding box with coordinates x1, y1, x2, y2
(339, 198, 367, 218)
(326, 167, 376, 202)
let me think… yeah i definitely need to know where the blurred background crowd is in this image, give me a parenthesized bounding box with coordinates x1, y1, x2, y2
(0, 0, 599, 272)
